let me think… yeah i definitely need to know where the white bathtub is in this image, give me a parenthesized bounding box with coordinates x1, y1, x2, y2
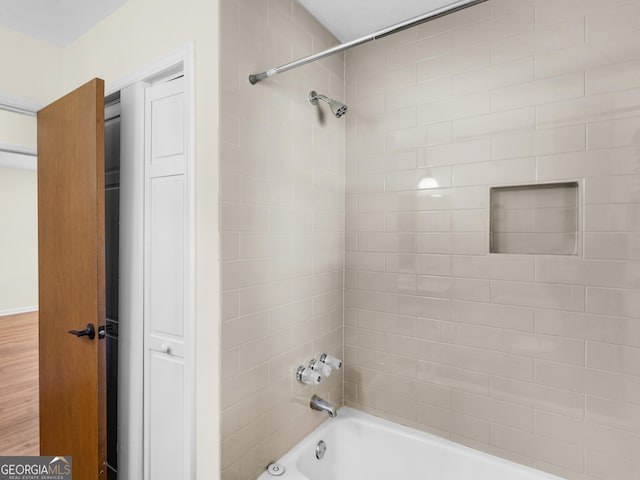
(257, 407, 565, 480)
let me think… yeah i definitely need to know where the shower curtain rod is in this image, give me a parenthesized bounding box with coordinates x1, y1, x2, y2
(249, 0, 488, 85)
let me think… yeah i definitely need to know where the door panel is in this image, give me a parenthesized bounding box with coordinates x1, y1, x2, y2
(37, 78, 106, 479)
(144, 77, 187, 480)
(150, 176, 185, 339)
(148, 352, 184, 480)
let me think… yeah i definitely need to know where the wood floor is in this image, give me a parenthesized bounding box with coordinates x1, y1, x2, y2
(0, 311, 39, 455)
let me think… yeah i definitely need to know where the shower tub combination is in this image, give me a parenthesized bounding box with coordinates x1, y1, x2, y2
(258, 407, 565, 480)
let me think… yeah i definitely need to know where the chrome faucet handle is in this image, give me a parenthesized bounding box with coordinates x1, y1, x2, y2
(296, 365, 322, 385)
(319, 353, 342, 369)
(309, 358, 332, 377)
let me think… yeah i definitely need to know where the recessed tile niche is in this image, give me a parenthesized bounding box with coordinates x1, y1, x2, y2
(490, 182, 579, 255)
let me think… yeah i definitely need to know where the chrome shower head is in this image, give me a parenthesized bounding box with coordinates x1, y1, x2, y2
(309, 90, 348, 118)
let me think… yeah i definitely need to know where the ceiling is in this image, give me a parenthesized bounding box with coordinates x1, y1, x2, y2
(0, 0, 127, 47)
(297, 0, 470, 42)
(0, 0, 466, 48)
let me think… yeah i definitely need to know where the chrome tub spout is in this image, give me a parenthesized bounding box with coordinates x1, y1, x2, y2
(310, 394, 337, 418)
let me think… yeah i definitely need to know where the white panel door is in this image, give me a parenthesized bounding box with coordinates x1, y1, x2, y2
(144, 76, 188, 480)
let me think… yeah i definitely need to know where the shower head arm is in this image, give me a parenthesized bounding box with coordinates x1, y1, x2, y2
(309, 91, 330, 106)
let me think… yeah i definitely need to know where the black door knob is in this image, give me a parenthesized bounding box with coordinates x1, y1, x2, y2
(68, 323, 96, 340)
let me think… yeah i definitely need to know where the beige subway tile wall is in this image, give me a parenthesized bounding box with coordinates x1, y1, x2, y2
(345, 1, 640, 479)
(219, 0, 344, 478)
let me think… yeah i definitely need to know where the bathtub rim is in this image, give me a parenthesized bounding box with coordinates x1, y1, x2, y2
(256, 406, 567, 480)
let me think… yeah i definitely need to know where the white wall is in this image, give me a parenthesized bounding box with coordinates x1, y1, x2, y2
(0, 167, 38, 313)
(0, 110, 36, 149)
(0, 29, 61, 104)
(0, 109, 38, 314)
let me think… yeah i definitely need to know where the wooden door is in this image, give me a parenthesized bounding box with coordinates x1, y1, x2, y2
(37, 78, 106, 479)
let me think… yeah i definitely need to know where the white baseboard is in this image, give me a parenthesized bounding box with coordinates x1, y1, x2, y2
(0, 306, 38, 317)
